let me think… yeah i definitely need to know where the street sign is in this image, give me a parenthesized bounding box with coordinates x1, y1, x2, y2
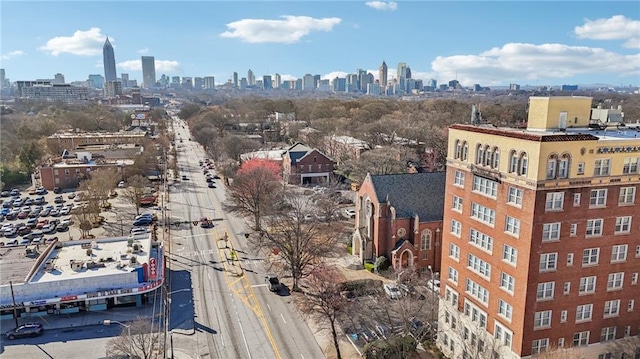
(149, 257, 157, 279)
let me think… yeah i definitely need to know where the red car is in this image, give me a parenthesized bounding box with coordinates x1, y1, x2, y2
(17, 211, 28, 219)
(36, 219, 49, 229)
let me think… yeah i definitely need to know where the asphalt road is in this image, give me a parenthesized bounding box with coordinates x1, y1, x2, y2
(167, 117, 325, 359)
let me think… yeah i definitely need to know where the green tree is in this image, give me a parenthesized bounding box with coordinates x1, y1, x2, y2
(18, 141, 43, 174)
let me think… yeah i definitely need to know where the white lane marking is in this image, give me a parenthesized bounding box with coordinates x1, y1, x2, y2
(251, 284, 269, 288)
(266, 304, 271, 312)
(207, 272, 210, 280)
(280, 313, 287, 324)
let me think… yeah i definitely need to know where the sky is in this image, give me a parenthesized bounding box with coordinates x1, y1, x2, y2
(1, 1, 639, 87)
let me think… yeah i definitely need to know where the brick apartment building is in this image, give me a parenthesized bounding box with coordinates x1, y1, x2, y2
(438, 96, 640, 358)
(281, 143, 335, 185)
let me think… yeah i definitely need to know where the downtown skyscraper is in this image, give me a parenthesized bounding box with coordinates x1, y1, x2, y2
(103, 37, 117, 83)
(141, 56, 156, 88)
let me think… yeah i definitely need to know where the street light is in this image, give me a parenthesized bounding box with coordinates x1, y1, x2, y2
(427, 265, 436, 344)
(103, 319, 133, 356)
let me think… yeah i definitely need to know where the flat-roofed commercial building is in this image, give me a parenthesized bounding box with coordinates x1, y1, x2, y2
(439, 96, 640, 359)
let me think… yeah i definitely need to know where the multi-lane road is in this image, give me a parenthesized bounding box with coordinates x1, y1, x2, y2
(166, 116, 325, 359)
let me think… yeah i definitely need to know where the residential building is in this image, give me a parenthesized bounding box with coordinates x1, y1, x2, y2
(233, 72, 238, 88)
(103, 37, 117, 83)
(19, 83, 88, 103)
(322, 134, 370, 163)
(38, 154, 135, 190)
(53, 73, 65, 84)
(88, 74, 104, 89)
(352, 172, 446, 272)
(121, 73, 129, 88)
(247, 69, 255, 86)
(203, 76, 215, 90)
(302, 74, 315, 91)
(263, 75, 272, 90)
(194, 77, 203, 90)
(105, 80, 122, 98)
(281, 143, 335, 185)
(274, 73, 281, 89)
(438, 96, 640, 359)
(47, 130, 147, 150)
(379, 61, 388, 91)
(141, 56, 156, 88)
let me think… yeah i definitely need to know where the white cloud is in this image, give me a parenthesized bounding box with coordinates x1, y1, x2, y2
(117, 59, 181, 73)
(365, 1, 397, 11)
(39, 28, 107, 56)
(574, 15, 640, 48)
(137, 47, 149, 54)
(278, 74, 297, 81)
(220, 15, 341, 44)
(431, 42, 640, 86)
(321, 71, 349, 80)
(1, 50, 25, 60)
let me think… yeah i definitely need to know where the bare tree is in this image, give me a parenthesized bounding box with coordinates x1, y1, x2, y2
(607, 336, 640, 359)
(532, 342, 587, 359)
(299, 264, 351, 359)
(90, 168, 120, 208)
(123, 175, 151, 215)
(105, 317, 160, 359)
(256, 194, 339, 291)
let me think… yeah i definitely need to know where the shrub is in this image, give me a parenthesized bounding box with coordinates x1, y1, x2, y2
(347, 246, 352, 255)
(364, 262, 375, 272)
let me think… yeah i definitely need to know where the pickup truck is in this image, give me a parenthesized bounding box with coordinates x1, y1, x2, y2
(265, 274, 281, 292)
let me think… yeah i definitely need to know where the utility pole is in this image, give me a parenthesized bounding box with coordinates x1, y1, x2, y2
(9, 280, 19, 328)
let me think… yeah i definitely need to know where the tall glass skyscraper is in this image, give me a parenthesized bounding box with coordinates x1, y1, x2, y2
(141, 56, 156, 88)
(103, 38, 117, 83)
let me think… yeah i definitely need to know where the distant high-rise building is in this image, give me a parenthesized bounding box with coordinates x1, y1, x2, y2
(141, 56, 156, 88)
(53, 73, 65, 84)
(0, 68, 5, 88)
(313, 74, 321, 89)
(318, 79, 331, 92)
(255, 80, 263, 89)
(274, 73, 281, 89)
(194, 77, 204, 90)
(295, 78, 303, 90)
(428, 79, 437, 89)
(247, 69, 255, 86)
(379, 61, 388, 89)
(171, 76, 181, 89)
(509, 83, 520, 91)
(448, 79, 460, 89)
(302, 74, 315, 91)
(103, 37, 117, 83)
(263, 75, 272, 90)
(405, 67, 412, 79)
(233, 72, 238, 88)
(332, 77, 346, 92)
(121, 73, 129, 88)
(360, 72, 374, 93)
(367, 83, 381, 95)
(397, 62, 407, 79)
(105, 80, 122, 98)
(88, 74, 104, 89)
(159, 74, 169, 88)
(561, 84, 578, 91)
(203, 76, 215, 90)
(239, 77, 248, 89)
(181, 77, 193, 89)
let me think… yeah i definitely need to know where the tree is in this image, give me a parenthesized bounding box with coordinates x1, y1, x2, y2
(177, 103, 201, 120)
(607, 336, 640, 359)
(104, 317, 160, 359)
(123, 175, 151, 215)
(225, 158, 281, 231)
(337, 146, 418, 184)
(256, 194, 339, 291)
(299, 265, 351, 359)
(90, 168, 120, 208)
(18, 141, 43, 174)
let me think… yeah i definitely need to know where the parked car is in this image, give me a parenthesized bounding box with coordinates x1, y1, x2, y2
(265, 274, 281, 292)
(383, 283, 403, 300)
(27, 218, 38, 228)
(28, 210, 41, 218)
(60, 206, 71, 216)
(67, 193, 76, 199)
(34, 196, 45, 205)
(41, 223, 56, 234)
(5, 323, 43, 340)
(3, 227, 17, 237)
(17, 212, 28, 219)
(5, 238, 18, 246)
(344, 209, 356, 218)
(35, 187, 47, 195)
(53, 187, 62, 194)
(208, 183, 216, 189)
(54, 196, 64, 204)
(426, 279, 441, 293)
(130, 227, 148, 236)
(40, 208, 51, 217)
(45, 237, 58, 244)
(17, 225, 31, 236)
(213, 175, 221, 179)
(10, 189, 20, 197)
(118, 181, 125, 188)
(24, 198, 33, 206)
(50, 209, 60, 217)
(56, 223, 69, 232)
(19, 238, 30, 246)
(199, 217, 213, 228)
(133, 217, 152, 227)
(0, 191, 10, 197)
(181, 175, 188, 180)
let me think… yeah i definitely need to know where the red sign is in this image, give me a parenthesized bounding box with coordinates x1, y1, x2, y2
(149, 257, 157, 279)
(61, 295, 78, 302)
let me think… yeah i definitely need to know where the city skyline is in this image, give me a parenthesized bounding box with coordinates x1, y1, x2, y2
(1, 1, 638, 87)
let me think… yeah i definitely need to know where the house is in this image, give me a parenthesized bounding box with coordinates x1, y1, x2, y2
(281, 143, 336, 185)
(352, 172, 446, 274)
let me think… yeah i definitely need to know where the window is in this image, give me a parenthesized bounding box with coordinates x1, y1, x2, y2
(611, 245, 628, 263)
(537, 282, 555, 300)
(484, 146, 492, 167)
(601, 327, 617, 342)
(594, 158, 611, 176)
(452, 196, 463, 212)
(450, 220, 462, 237)
(445, 287, 458, 306)
(615, 216, 632, 234)
(545, 192, 564, 211)
(561, 310, 568, 322)
(573, 193, 581, 206)
(469, 229, 493, 253)
(558, 338, 564, 348)
(629, 299, 635, 312)
(546, 154, 558, 179)
(502, 244, 517, 265)
(421, 230, 432, 250)
(590, 189, 608, 207)
(586, 219, 604, 237)
(624, 326, 631, 336)
(494, 322, 513, 349)
(637, 245, 640, 257)
(573, 331, 590, 347)
(576, 304, 593, 322)
(564, 282, 571, 294)
(559, 154, 570, 178)
(519, 152, 528, 175)
(498, 299, 513, 321)
(582, 248, 600, 266)
(534, 310, 552, 329)
(454, 170, 465, 187)
(454, 140, 462, 159)
(492, 147, 500, 169)
(570, 223, 578, 237)
(633, 273, 638, 285)
(539, 253, 558, 272)
(449, 243, 460, 261)
(623, 157, 639, 174)
(462, 142, 468, 161)
(579, 276, 597, 294)
(471, 203, 495, 225)
(500, 272, 515, 294)
(504, 216, 520, 237)
(577, 162, 585, 175)
(507, 187, 523, 206)
(447, 267, 458, 284)
(567, 253, 574, 266)
(465, 278, 489, 306)
(607, 272, 624, 291)
(532, 338, 549, 354)
(619, 187, 636, 204)
(604, 300, 620, 318)
(467, 254, 491, 278)
(472, 175, 497, 197)
(476, 144, 484, 164)
(542, 223, 561, 241)
(509, 150, 518, 173)
(464, 300, 488, 329)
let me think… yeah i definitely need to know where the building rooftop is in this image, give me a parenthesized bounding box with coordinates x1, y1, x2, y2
(48, 131, 146, 139)
(0, 246, 42, 285)
(240, 149, 286, 162)
(451, 124, 640, 142)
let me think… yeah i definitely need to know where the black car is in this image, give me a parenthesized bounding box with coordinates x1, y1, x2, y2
(0, 191, 9, 197)
(54, 196, 64, 204)
(53, 187, 62, 194)
(208, 183, 216, 188)
(5, 322, 43, 339)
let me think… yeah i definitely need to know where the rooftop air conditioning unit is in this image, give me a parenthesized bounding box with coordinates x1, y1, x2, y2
(70, 259, 83, 271)
(44, 259, 55, 271)
(91, 241, 98, 249)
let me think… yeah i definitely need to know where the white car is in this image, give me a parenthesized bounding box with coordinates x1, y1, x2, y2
(118, 181, 126, 188)
(426, 279, 441, 293)
(60, 206, 71, 216)
(130, 227, 148, 236)
(344, 209, 356, 218)
(383, 283, 403, 300)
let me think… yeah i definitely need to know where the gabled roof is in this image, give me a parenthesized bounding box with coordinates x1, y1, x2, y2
(368, 172, 446, 222)
(285, 142, 334, 164)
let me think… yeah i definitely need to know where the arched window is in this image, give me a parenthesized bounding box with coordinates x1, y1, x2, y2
(519, 152, 529, 176)
(546, 154, 558, 179)
(454, 140, 462, 159)
(492, 147, 500, 169)
(421, 229, 432, 250)
(462, 142, 469, 161)
(509, 150, 518, 173)
(483, 145, 492, 167)
(559, 153, 570, 178)
(476, 144, 484, 164)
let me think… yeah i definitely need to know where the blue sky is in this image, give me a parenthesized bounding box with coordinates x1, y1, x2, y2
(1, 1, 639, 87)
